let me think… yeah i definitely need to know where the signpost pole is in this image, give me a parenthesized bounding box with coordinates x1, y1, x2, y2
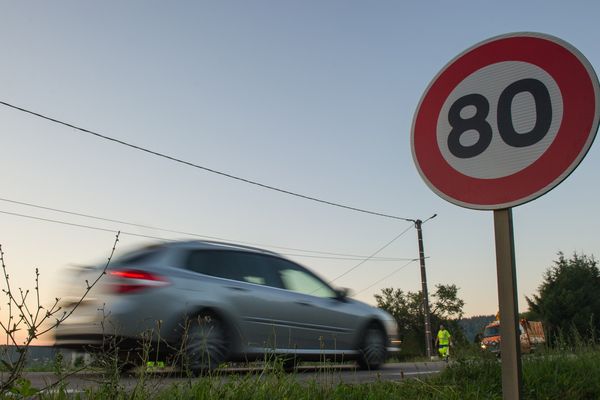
(493, 208, 523, 400)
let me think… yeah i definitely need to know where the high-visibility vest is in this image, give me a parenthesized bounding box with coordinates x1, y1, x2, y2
(438, 329, 451, 345)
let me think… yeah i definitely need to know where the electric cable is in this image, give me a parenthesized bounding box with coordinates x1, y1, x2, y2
(0, 208, 414, 262)
(0, 210, 170, 242)
(352, 258, 419, 296)
(0, 101, 413, 222)
(327, 223, 414, 283)
(0, 197, 412, 261)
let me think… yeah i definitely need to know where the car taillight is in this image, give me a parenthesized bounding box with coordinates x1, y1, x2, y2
(108, 269, 170, 294)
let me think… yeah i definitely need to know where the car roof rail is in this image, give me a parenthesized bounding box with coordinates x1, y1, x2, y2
(173, 240, 282, 256)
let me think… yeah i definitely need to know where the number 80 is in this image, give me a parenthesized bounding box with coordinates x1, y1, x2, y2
(447, 78, 553, 159)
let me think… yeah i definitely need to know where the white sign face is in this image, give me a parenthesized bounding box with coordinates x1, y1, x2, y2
(436, 61, 563, 179)
(412, 32, 600, 210)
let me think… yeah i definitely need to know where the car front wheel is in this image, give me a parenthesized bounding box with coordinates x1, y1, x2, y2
(358, 324, 387, 370)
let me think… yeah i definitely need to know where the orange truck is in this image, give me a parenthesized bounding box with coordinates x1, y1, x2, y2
(480, 318, 545, 355)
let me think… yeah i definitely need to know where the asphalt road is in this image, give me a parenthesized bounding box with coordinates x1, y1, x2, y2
(24, 361, 448, 395)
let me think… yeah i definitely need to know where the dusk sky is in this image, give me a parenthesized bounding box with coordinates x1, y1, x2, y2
(1, 1, 599, 339)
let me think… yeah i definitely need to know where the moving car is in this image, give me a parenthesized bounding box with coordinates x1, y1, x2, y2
(55, 240, 399, 373)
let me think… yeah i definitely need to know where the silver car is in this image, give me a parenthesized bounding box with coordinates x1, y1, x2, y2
(55, 240, 399, 373)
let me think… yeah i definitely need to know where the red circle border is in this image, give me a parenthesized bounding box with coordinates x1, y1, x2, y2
(412, 33, 599, 209)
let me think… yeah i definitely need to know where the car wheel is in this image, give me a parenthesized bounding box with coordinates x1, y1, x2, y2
(184, 313, 229, 375)
(113, 350, 140, 375)
(282, 355, 299, 373)
(118, 360, 138, 375)
(358, 324, 387, 370)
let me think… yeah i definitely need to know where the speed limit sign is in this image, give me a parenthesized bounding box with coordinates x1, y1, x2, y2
(412, 32, 600, 210)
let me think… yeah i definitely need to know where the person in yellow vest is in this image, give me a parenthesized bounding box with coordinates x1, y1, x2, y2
(435, 324, 452, 361)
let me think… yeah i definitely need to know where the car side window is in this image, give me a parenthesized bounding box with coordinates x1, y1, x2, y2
(271, 258, 336, 298)
(233, 252, 282, 288)
(184, 250, 283, 289)
(185, 250, 238, 280)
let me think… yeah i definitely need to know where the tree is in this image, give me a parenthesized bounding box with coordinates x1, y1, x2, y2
(430, 284, 465, 320)
(375, 284, 465, 356)
(526, 252, 600, 342)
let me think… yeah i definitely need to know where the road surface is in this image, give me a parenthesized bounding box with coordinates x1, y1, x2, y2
(23, 361, 448, 395)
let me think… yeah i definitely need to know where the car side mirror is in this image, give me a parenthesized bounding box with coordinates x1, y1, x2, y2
(335, 287, 353, 301)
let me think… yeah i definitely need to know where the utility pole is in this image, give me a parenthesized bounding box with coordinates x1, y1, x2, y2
(413, 214, 436, 359)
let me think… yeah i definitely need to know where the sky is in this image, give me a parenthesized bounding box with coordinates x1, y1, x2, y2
(1, 1, 599, 340)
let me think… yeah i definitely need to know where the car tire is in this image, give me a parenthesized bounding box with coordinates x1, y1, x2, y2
(282, 354, 299, 373)
(118, 360, 138, 375)
(183, 313, 229, 375)
(113, 349, 141, 375)
(357, 323, 387, 370)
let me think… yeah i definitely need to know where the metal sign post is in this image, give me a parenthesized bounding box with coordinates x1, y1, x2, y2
(494, 209, 523, 399)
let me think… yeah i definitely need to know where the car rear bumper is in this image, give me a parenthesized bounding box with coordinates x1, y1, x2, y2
(54, 331, 144, 351)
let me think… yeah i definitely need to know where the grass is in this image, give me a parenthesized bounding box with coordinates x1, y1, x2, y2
(5, 344, 598, 399)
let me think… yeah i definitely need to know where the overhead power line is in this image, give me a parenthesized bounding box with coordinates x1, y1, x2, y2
(0, 208, 415, 263)
(328, 223, 414, 284)
(0, 197, 412, 261)
(0, 210, 169, 242)
(0, 101, 412, 222)
(281, 253, 413, 261)
(353, 258, 419, 296)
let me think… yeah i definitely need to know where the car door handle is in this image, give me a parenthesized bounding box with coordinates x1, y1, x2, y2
(295, 301, 313, 307)
(226, 286, 249, 292)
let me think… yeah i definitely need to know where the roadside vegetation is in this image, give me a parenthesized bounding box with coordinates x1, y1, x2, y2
(1, 341, 597, 399)
(375, 284, 466, 359)
(0, 235, 121, 394)
(525, 251, 600, 344)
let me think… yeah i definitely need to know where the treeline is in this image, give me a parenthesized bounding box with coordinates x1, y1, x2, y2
(376, 251, 600, 357)
(458, 314, 495, 343)
(526, 252, 600, 343)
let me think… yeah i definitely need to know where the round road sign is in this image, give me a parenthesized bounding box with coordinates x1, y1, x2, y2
(411, 32, 600, 210)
